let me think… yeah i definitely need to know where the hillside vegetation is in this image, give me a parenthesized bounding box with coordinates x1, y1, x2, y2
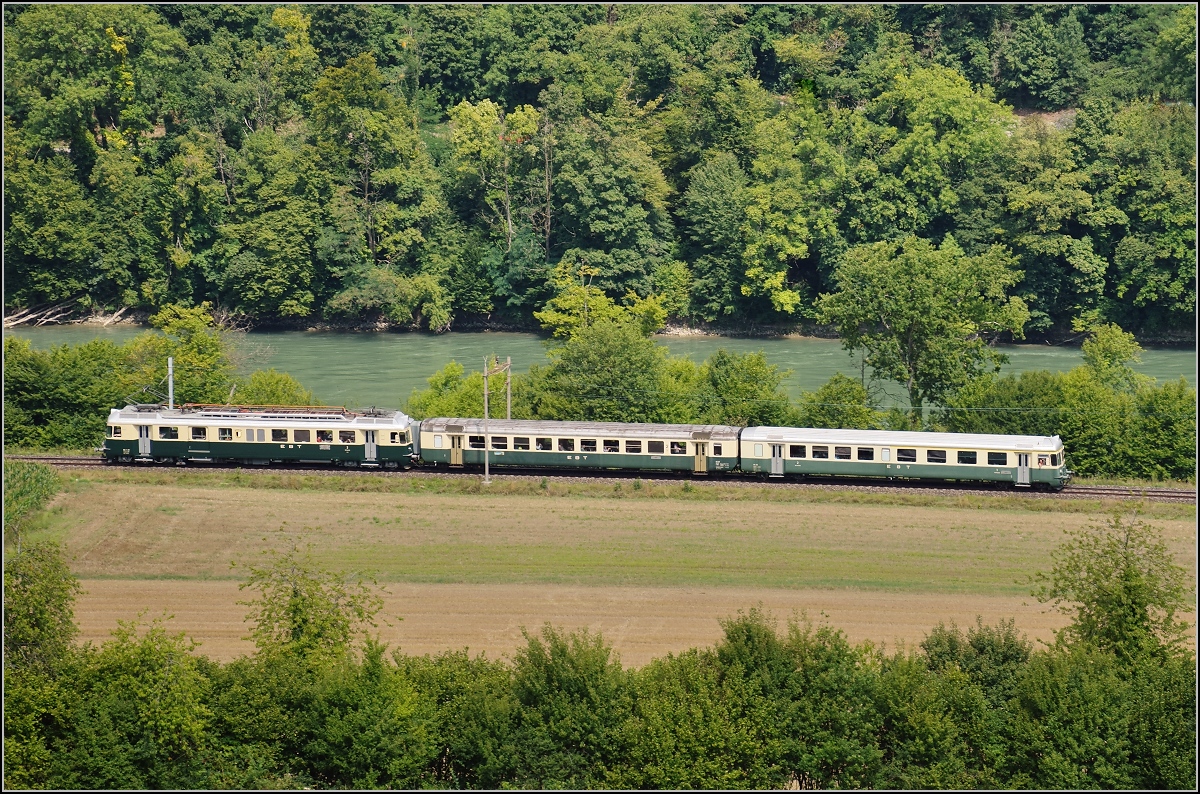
(4, 4, 1195, 337)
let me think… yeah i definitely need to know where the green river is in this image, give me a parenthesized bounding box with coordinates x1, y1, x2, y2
(7, 325, 1195, 410)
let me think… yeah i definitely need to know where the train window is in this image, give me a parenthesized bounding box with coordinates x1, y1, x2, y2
(581, 439, 597, 452)
(881, 448, 891, 461)
(219, 428, 233, 441)
(491, 437, 508, 449)
(927, 450, 947, 463)
(272, 429, 288, 442)
(603, 439, 620, 452)
(106, 426, 114, 438)
(857, 448, 874, 461)
(957, 451, 976, 465)
(626, 440, 642, 454)
(192, 427, 207, 441)
(1050, 454, 1059, 466)
(1038, 455, 1048, 466)
(514, 437, 531, 450)
(340, 431, 356, 444)
(670, 442, 686, 454)
(107, 425, 122, 438)
(536, 438, 552, 451)
(753, 443, 763, 457)
(434, 435, 443, 448)
(647, 441, 663, 454)
(159, 427, 179, 440)
(558, 438, 575, 452)
(257, 429, 266, 442)
(712, 444, 723, 456)
(987, 452, 1007, 466)
(469, 435, 485, 449)
(812, 446, 829, 459)
(390, 432, 400, 443)
(897, 449, 916, 462)
(789, 445, 806, 458)
(835, 446, 851, 460)
(317, 430, 333, 443)
(294, 429, 311, 443)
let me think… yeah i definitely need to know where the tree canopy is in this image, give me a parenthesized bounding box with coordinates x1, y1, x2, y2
(3, 4, 1194, 338)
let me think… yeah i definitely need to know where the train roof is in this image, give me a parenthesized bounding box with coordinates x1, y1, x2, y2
(109, 404, 412, 428)
(740, 426, 1062, 452)
(419, 418, 742, 440)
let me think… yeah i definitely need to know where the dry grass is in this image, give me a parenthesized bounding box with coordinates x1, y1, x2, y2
(29, 473, 1195, 665)
(74, 579, 1075, 666)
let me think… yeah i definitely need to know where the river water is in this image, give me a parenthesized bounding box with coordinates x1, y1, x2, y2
(7, 325, 1195, 410)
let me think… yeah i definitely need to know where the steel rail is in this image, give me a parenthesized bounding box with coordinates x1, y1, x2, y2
(8, 455, 1195, 502)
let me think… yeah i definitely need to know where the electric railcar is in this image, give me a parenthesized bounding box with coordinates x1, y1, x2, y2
(102, 404, 414, 467)
(102, 406, 1070, 489)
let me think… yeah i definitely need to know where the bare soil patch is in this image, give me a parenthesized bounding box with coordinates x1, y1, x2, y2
(74, 579, 1072, 666)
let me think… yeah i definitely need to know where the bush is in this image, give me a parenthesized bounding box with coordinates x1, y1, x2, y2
(3, 460, 61, 536)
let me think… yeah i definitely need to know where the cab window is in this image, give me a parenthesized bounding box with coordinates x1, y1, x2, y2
(107, 425, 122, 438)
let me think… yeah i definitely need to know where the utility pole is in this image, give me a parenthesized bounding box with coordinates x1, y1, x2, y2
(168, 357, 174, 409)
(482, 356, 512, 485)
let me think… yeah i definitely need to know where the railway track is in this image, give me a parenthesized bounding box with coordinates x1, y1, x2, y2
(8, 454, 1195, 503)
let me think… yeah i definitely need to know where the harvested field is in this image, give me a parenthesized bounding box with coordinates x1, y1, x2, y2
(75, 579, 1072, 666)
(31, 473, 1195, 664)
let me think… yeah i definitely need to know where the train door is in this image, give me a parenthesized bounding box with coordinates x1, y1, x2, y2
(364, 430, 377, 462)
(1016, 453, 1030, 486)
(770, 444, 784, 477)
(449, 435, 464, 466)
(693, 442, 708, 474)
(137, 425, 151, 456)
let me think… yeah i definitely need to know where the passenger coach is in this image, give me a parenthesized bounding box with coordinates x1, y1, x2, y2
(417, 418, 741, 474)
(739, 427, 1069, 489)
(103, 404, 414, 467)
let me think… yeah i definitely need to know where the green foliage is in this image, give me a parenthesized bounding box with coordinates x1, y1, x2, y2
(3, 542, 80, 673)
(3, 461, 62, 537)
(1031, 514, 1193, 660)
(943, 324, 1196, 480)
(237, 542, 384, 660)
(798, 373, 882, 429)
(2, 4, 1192, 340)
(4, 304, 321, 450)
(819, 236, 1030, 414)
(232, 369, 316, 407)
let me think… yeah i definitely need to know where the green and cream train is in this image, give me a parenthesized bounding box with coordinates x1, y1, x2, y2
(103, 406, 1071, 489)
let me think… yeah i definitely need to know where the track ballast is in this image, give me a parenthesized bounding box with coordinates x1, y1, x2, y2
(8, 455, 1195, 503)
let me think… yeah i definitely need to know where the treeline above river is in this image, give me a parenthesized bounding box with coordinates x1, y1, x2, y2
(3, 4, 1196, 338)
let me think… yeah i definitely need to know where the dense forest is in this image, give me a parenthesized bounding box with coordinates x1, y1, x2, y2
(4, 460, 1196, 789)
(4, 4, 1196, 338)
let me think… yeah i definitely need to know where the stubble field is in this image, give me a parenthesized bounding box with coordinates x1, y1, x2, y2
(30, 469, 1196, 665)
